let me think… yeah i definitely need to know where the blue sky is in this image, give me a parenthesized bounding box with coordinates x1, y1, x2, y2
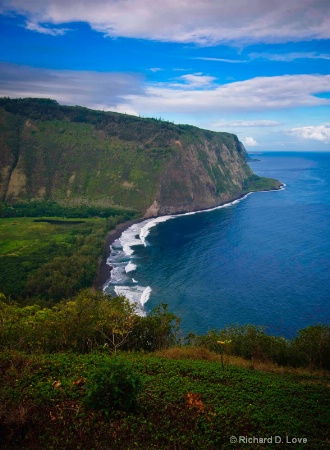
(1, 0, 330, 151)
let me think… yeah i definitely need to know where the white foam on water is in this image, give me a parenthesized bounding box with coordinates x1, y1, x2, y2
(114, 285, 147, 316)
(119, 222, 146, 256)
(108, 267, 122, 283)
(140, 215, 174, 246)
(140, 286, 152, 306)
(125, 263, 137, 273)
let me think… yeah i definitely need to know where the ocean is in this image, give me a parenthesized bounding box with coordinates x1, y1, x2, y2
(104, 152, 330, 338)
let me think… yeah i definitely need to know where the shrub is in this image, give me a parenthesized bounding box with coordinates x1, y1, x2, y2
(84, 358, 143, 414)
(187, 325, 291, 366)
(290, 324, 330, 370)
(125, 303, 181, 352)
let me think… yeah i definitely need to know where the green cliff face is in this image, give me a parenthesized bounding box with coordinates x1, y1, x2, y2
(0, 98, 280, 216)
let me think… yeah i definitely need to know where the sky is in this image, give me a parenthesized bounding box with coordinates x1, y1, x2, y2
(0, 0, 330, 152)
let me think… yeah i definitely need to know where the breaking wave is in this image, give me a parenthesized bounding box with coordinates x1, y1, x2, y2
(103, 189, 283, 312)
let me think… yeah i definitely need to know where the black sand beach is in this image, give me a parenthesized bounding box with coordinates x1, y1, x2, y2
(93, 218, 145, 290)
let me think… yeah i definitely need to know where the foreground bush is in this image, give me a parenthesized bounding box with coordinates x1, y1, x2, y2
(84, 358, 143, 414)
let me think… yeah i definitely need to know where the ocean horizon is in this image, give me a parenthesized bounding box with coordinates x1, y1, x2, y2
(105, 151, 330, 338)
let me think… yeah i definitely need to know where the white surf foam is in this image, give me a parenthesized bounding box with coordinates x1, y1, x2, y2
(125, 262, 137, 273)
(140, 215, 174, 246)
(140, 286, 152, 306)
(114, 285, 147, 316)
(119, 221, 148, 256)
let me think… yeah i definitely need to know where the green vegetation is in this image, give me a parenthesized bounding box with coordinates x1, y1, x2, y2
(0, 97, 280, 216)
(83, 358, 143, 415)
(0, 98, 182, 212)
(186, 324, 330, 371)
(1, 290, 329, 370)
(0, 202, 136, 302)
(0, 354, 330, 450)
(0, 216, 104, 302)
(243, 174, 281, 192)
(0, 200, 136, 219)
(0, 349, 329, 448)
(0, 289, 329, 448)
(0, 291, 179, 354)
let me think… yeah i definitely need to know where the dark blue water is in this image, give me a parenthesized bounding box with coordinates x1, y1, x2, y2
(108, 152, 330, 338)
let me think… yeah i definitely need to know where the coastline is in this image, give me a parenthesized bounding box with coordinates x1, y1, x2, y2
(93, 184, 283, 292)
(93, 217, 145, 291)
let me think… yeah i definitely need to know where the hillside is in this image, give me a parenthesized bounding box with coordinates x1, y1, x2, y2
(1, 350, 329, 449)
(0, 98, 280, 217)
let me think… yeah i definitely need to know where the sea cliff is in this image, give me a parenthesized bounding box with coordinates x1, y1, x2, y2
(0, 97, 280, 216)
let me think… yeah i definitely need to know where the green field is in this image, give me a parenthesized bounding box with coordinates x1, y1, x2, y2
(0, 217, 92, 256)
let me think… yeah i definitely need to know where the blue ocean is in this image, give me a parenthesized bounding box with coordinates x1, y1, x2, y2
(105, 152, 330, 338)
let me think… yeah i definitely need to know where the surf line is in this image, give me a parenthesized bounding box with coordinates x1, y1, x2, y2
(103, 186, 285, 312)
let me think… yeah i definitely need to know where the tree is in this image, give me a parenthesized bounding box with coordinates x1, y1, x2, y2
(127, 303, 181, 351)
(291, 324, 330, 370)
(95, 295, 138, 353)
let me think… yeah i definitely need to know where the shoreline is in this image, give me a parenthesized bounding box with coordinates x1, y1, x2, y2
(93, 184, 283, 291)
(93, 217, 145, 291)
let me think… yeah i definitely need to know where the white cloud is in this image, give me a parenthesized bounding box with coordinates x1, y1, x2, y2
(289, 125, 330, 143)
(249, 52, 330, 61)
(2, 0, 330, 45)
(178, 74, 217, 88)
(243, 137, 258, 147)
(105, 103, 139, 116)
(149, 68, 163, 73)
(194, 57, 248, 63)
(126, 74, 330, 114)
(25, 21, 68, 36)
(213, 120, 281, 127)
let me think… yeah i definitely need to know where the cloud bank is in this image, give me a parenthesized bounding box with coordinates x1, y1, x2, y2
(2, 0, 330, 44)
(1, 64, 329, 117)
(0, 63, 143, 114)
(128, 74, 330, 114)
(290, 125, 330, 143)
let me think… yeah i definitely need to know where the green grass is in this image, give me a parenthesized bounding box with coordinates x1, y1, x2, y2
(0, 217, 91, 256)
(0, 351, 329, 449)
